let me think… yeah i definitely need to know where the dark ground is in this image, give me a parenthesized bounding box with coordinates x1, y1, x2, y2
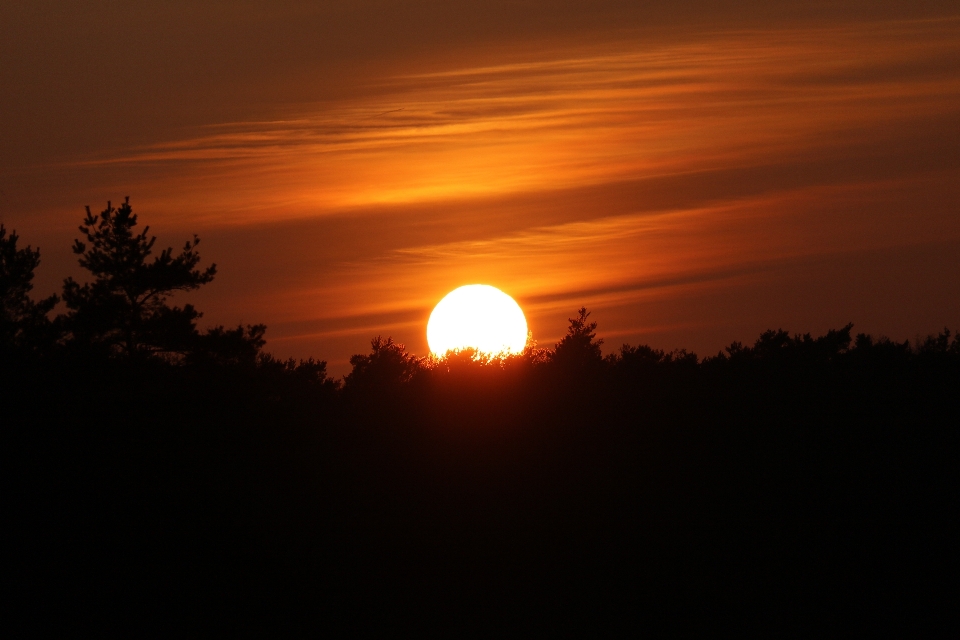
(4, 332, 959, 635)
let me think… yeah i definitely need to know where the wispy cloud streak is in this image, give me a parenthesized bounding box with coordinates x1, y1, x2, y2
(79, 18, 960, 224)
(21, 17, 960, 368)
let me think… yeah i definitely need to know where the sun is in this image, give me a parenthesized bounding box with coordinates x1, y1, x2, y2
(427, 285, 528, 357)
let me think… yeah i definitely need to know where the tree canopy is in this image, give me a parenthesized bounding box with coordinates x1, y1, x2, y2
(551, 306, 604, 371)
(61, 198, 217, 358)
(344, 336, 424, 393)
(0, 225, 58, 352)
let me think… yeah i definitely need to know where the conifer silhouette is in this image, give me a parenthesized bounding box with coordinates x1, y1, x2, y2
(551, 306, 604, 371)
(0, 224, 58, 351)
(345, 336, 423, 392)
(61, 198, 216, 358)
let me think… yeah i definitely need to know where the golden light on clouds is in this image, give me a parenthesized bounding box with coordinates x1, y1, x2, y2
(6, 15, 960, 373)
(71, 18, 960, 224)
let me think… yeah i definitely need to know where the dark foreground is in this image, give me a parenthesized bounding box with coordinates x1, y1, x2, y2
(5, 329, 959, 635)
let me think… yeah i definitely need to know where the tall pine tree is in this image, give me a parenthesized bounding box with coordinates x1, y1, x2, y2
(62, 198, 216, 358)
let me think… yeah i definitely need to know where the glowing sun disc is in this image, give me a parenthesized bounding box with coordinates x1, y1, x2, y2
(427, 285, 528, 356)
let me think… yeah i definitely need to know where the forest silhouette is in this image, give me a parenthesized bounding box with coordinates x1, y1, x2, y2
(3, 202, 959, 633)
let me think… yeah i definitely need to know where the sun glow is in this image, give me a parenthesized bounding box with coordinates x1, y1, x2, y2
(427, 285, 528, 357)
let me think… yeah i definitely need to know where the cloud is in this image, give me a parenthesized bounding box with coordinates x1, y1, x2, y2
(45, 18, 955, 228)
(4, 15, 959, 372)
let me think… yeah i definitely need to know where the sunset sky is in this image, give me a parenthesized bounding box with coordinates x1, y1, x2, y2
(3, 1, 959, 374)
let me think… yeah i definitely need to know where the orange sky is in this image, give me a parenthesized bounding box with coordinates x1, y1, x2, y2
(3, 3, 959, 374)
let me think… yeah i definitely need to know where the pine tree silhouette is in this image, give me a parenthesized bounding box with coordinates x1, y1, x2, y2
(61, 198, 216, 358)
(0, 224, 58, 352)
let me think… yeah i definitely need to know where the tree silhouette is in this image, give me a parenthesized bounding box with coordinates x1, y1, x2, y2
(61, 198, 216, 358)
(344, 336, 423, 393)
(187, 323, 267, 368)
(551, 306, 604, 371)
(0, 225, 58, 352)
(431, 347, 491, 371)
(916, 327, 960, 355)
(612, 344, 698, 378)
(718, 323, 854, 364)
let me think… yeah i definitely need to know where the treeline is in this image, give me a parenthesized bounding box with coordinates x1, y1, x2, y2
(3, 199, 959, 395)
(3, 202, 959, 634)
